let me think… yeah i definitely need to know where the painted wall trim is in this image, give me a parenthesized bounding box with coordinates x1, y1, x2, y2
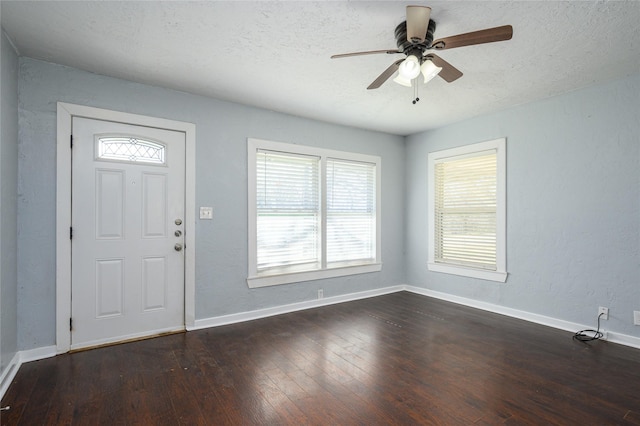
(0, 352, 20, 401)
(191, 285, 405, 330)
(404, 286, 640, 350)
(0, 346, 56, 400)
(19, 345, 57, 364)
(56, 102, 197, 353)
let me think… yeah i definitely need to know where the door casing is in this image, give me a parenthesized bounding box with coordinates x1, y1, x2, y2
(56, 102, 196, 353)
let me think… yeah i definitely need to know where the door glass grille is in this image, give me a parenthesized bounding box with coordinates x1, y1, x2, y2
(97, 136, 166, 164)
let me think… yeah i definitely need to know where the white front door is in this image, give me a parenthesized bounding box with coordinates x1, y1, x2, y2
(71, 117, 185, 349)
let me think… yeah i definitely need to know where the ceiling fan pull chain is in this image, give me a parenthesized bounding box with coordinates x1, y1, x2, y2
(412, 80, 420, 105)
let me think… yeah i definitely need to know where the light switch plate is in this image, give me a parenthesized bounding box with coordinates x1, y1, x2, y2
(200, 206, 213, 219)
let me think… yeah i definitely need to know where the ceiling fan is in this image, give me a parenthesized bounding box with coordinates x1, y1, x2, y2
(331, 5, 513, 101)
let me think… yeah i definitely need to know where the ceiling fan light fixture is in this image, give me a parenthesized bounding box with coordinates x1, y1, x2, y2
(421, 59, 443, 83)
(393, 74, 413, 87)
(398, 55, 421, 79)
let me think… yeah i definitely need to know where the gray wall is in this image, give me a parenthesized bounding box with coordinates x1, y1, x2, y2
(14, 54, 640, 351)
(1, 28, 19, 372)
(405, 73, 640, 337)
(17, 58, 406, 351)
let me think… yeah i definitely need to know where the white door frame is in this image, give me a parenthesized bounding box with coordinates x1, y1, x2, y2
(56, 102, 196, 353)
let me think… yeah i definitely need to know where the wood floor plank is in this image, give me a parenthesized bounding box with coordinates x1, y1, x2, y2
(0, 360, 42, 425)
(9, 358, 66, 425)
(3, 291, 640, 425)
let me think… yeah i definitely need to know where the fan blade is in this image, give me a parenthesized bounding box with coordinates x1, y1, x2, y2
(425, 54, 463, 83)
(431, 25, 513, 50)
(331, 49, 401, 59)
(367, 59, 404, 90)
(406, 6, 431, 43)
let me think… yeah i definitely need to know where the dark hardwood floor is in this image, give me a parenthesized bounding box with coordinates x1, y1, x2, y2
(3, 291, 640, 425)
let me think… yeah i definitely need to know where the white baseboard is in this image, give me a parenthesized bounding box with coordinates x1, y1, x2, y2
(404, 285, 640, 350)
(20, 345, 57, 363)
(605, 331, 640, 349)
(190, 285, 404, 330)
(0, 352, 21, 401)
(0, 346, 57, 400)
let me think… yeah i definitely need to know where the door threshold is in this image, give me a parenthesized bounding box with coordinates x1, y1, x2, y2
(69, 329, 186, 353)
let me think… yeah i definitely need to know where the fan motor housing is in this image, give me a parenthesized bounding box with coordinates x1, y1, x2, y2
(395, 19, 437, 55)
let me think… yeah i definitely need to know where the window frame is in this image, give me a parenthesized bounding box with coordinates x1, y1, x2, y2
(427, 138, 507, 282)
(247, 138, 382, 288)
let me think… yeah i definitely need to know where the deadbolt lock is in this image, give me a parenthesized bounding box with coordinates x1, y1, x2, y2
(175, 218, 182, 226)
(175, 230, 182, 237)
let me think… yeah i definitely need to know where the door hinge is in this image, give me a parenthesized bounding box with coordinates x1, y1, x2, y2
(70, 318, 73, 331)
(70, 227, 73, 240)
(70, 134, 73, 148)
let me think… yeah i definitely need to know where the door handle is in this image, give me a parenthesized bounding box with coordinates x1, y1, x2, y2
(174, 243, 183, 252)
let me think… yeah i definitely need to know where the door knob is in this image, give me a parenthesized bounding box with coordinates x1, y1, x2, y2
(174, 243, 183, 251)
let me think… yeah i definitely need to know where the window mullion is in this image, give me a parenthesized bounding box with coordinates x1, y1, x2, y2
(320, 155, 327, 270)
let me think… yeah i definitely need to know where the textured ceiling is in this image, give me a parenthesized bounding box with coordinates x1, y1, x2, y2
(2, 1, 639, 135)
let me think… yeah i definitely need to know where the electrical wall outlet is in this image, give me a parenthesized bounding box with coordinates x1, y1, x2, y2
(598, 306, 609, 320)
(634, 311, 640, 326)
(318, 289, 324, 299)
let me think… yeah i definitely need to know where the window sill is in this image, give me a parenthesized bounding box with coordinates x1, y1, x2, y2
(247, 263, 382, 288)
(427, 263, 507, 283)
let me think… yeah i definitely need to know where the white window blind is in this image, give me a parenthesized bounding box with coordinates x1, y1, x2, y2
(326, 159, 376, 265)
(248, 138, 382, 288)
(256, 150, 320, 273)
(434, 150, 497, 270)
